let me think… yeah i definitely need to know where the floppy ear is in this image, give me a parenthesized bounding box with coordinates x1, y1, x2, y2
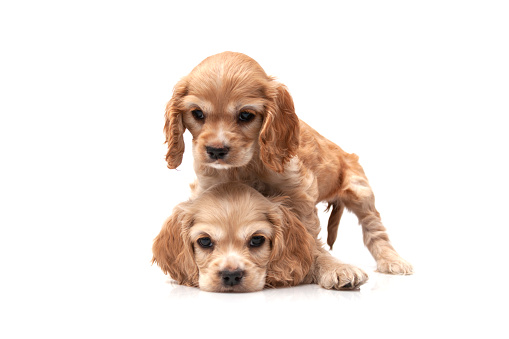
(265, 199, 314, 287)
(259, 82, 300, 173)
(152, 202, 199, 287)
(164, 79, 188, 169)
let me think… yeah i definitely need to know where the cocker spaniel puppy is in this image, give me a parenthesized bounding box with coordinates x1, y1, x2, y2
(152, 183, 368, 292)
(164, 52, 412, 275)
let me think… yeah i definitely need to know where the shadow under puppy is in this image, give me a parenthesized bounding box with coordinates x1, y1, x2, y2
(152, 182, 367, 292)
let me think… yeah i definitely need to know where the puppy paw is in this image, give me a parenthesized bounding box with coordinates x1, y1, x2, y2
(318, 264, 368, 290)
(376, 256, 413, 275)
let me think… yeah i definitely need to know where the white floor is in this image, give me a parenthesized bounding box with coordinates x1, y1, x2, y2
(2, 200, 505, 338)
(143, 222, 507, 339)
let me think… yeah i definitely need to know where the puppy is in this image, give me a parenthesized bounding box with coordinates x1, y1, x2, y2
(164, 51, 412, 275)
(152, 183, 368, 292)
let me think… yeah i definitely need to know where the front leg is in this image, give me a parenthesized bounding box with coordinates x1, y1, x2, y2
(312, 248, 368, 290)
(264, 158, 323, 239)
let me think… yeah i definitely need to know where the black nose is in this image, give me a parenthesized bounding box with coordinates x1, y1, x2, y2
(220, 269, 244, 287)
(206, 146, 229, 160)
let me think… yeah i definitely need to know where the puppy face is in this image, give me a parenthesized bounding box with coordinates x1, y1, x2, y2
(181, 53, 268, 169)
(189, 198, 274, 292)
(152, 183, 315, 292)
(164, 52, 300, 173)
(182, 90, 265, 170)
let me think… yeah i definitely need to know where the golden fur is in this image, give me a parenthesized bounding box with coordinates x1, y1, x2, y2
(164, 51, 413, 276)
(152, 183, 367, 292)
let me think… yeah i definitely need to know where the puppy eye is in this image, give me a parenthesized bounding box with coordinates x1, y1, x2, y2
(249, 235, 265, 248)
(197, 237, 213, 248)
(238, 111, 255, 122)
(192, 109, 205, 120)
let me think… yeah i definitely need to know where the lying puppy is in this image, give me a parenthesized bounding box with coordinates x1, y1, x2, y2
(152, 183, 368, 292)
(164, 52, 412, 275)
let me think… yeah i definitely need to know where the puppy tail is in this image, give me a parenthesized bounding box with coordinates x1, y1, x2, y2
(325, 201, 345, 250)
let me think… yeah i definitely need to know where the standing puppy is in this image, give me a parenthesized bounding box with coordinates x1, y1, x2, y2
(165, 52, 412, 275)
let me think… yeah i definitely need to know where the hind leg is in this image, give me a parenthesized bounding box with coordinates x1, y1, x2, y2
(338, 166, 413, 275)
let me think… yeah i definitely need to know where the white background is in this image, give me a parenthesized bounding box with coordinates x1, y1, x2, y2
(1, 1, 508, 338)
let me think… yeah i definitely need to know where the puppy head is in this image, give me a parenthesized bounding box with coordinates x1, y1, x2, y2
(164, 52, 300, 172)
(152, 183, 314, 292)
